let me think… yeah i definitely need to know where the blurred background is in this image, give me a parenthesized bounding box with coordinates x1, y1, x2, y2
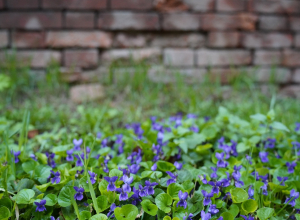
(0, 0, 300, 133)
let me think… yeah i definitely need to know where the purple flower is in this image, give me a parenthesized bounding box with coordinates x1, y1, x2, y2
(248, 185, 254, 199)
(202, 190, 213, 206)
(295, 122, 300, 132)
(49, 170, 61, 184)
(286, 161, 296, 174)
(215, 152, 228, 168)
(75, 154, 84, 167)
(264, 138, 276, 149)
(128, 164, 140, 174)
(208, 204, 219, 214)
(200, 175, 208, 184)
(13, 151, 21, 163)
(145, 181, 158, 195)
(30, 153, 37, 161)
(183, 213, 193, 220)
(127, 150, 142, 164)
(190, 126, 199, 133)
(139, 185, 148, 197)
(285, 189, 300, 207)
(261, 183, 268, 196)
(259, 152, 269, 163)
(45, 152, 56, 168)
(107, 203, 118, 218)
(88, 171, 97, 184)
(130, 187, 141, 205)
(166, 171, 177, 186)
(187, 113, 197, 119)
(177, 190, 188, 209)
(34, 200, 46, 212)
(208, 181, 221, 195)
(50, 217, 56, 220)
(73, 138, 83, 150)
(75, 169, 84, 178)
(101, 138, 109, 148)
(174, 162, 183, 170)
(232, 170, 244, 188)
(219, 173, 231, 188)
(241, 215, 254, 220)
(66, 149, 74, 162)
(104, 176, 118, 191)
(246, 155, 253, 165)
(204, 116, 210, 122)
(122, 175, 134, 193)
(210, 167, 218, 179)
(96, 132, 102, 139)
(277, 176, 288, 186)
(74, 186, 84, 201)
(157, 132, 164, 145)
(201, 210, 211, 220)
(116, 185, 129, 201)
(151, 163, 157, 171)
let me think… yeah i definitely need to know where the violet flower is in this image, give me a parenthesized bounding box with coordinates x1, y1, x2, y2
(13, 151, 21, 163)
(200, 210, 211, 220)
(177, 190, 188, 209)
(183, 213, 193, 220)
(139, 185, 148, 197)
(264, 138, 276, 149)
(122, 175, 134, 193)
(73, 138, 83, 150)
(107, 203, 118, 218)
(145, 180, 158, 195)
(208, 181, 221, 195)
(74, 186, 84, 201)
(104, 176, 118, 191)
(277, 176, 288, 186)
(219, 172, 231, 187)
(286, 161, 296, 174)
(261, 183, 268, 196)
(208, 204, 219, 214)
(151, 163, 157, 171)
(174, 162, 183, 170)
(241, 215, 254, 220)
(232, 170, 244, 188)
(34, 200, 46, 212)
(285, 189, 299, 207)
(259, 152, 269, 163)
(202, 190, 213, 206)
(166, 171, 178, 186)
(49, 170, 61, 184)
(215, 152, 228, 168)
(30, 153, 37, 161)
(210, 167, 218, 179)
(116, 185, 129, 201)
(66, 149, 74, 162)
(190, 126, 199, 133)
(130, 187, 141, 205)
(295, 122, 300, 132)
(128, 164, 140, 174)
(45, 152, 56, 168)
(248, 185, 254, 199)
(88, 171, 97, 184)
(200, 175, 208, 184)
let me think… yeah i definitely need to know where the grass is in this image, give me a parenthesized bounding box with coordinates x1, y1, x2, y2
(0, 53, 300, 134)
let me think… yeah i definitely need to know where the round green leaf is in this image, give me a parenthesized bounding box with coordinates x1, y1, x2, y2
(90, 213, 108, 220)
(156, 161, 175, 172)
(44, 194, 58, 206)
(295, 214, 300, 220)
(14, 189, 35, 204)
(155, 193, 173, 213)
(141, 199, 158, 216)
(221, 211, 234, 220)
(228, 204, 239, 217)
(167, 183, 184, 199)
(242, 199, 258, 213)
(163, 216, 171, 220)
(58, 186, 75, 207)
(22, 161, 39, 174)
(230, 188, 248, 203)
(257, 207, 274, 220)
(79, 211, 91, 220)
(0, 206, 11, 219)
(97, 195, 109, 212)
(114, 204, 138, 220)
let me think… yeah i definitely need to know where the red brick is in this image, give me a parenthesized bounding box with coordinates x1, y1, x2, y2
(42, 0, 107, 9)
(0, 31, 8, 48)
(242, 33, 293, 48)
(290, 17, 300, 31)
(216, 0, 245, 12)
(183, 0, 214, 12)
(7, 0, 39, 9)
(163, 13, 201, 30)
(0, 0, 3, 8)
(249, 0, 300, 14)
(258, 16, 287, 31)
(280, 86, 300, 98)
(164, 49, 194, 67)
(11, 51, 61, 68)
(253, 50, 281, 65)
(296, 34, 300, 48)
(12, 32, 45, 48)
(98, 12, 159, 30)
(250, 68, 291, 83)
(292, 69, 300, 83)
(64, 49, 98, 69)
(196, 49, 251, 66)
(114, 33, 148, 48)
(65, 12, 95, 29)
(0, 12, 62, 29)
(208, 32, 241, 48)
(202, 13, 257, 31)
(46, 31, 112, 48)
(151, 33, 205, 48)
(283, 50, 300, 67)
(111, 0, 153, 10)
(70, 84, 105, 103)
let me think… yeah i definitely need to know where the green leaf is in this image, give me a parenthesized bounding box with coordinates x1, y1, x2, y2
(242, 199, 258, 213)
(58, 186, 75, 207)
(271, 121, 290, 132)
(257, 207, 275, 220)
(228, 204, 239, 217)
(109, 169, 123, 179)
(13, 189, 35, 204)
(187, 191, 203, 215)
(62, 206, 77, 220)
(22, 160, 39, 174)
(230, 188, 248, 203)
(80, 176, 90, 192)
(250, 114, 266, 122)
(167, 183, 184, 199)
(16, 178, 35, 191)
(44, 194, 57, 206)
(155, 193, 173, 213)
(34, 165, 52, 184)
(0, 206, 11, 219)
(156, 161, 175, 172)
(79, 211, 91, 220)
(96, 195, 109, 212)
(163, 216, 171, 220)
(221, 211, 234, 220)
(90, 213, 108, 220)
(141, 199, 158, 216)
(114, 204, 138, 220)
(35, 182, 51, 193)
(295, 214, 300, 220)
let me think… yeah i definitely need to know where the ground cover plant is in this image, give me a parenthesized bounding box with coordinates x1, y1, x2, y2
(1, 107, 300, 220)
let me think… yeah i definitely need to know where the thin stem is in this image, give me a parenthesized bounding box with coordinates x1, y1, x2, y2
(275, 196, 295, 216)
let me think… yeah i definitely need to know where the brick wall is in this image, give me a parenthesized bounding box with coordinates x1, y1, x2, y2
(0, 0, 300, 89)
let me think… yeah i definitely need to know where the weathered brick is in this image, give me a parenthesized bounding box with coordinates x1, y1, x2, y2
(64, 49, 98, 68)
(292, 69, 300, 83)
(208, 32, 241, 48)
(207, 68, 240, 83)
(162, 13, 201, 30)
(42, 0, 107, 9)
(111, 0, 153, 10)
(283, 50, 300, 67)
(12, 32, 45, 48)
(202, 13, 257, 31)
(248, 67, 291, 83)
(249, 0, 300, 14)
(7, 0, 39, 9)
(0, 0, 3, 8)
(253, 50, 281, 66)
(114, 33, 148, 48)
(280, 86, 300, 98)
(242, 33, 293, 48)
(196, 49, 251, 66)
(258, 16, 287, 31)
(0, 31, 9, 48)
(290, 17, 300, 31)
(70, 84, 105, 103)
(151, 33, 205, 48)
(65, 12, 95, 29)
(98, 12, 159, 30)
(295, 34, 300, 48)
(101, 48, 161, 62)
(46, 31, 112, 48)
(183, 0, 214, 12)
(216, 0, 245, 12)
(15, 51, 61, 68)
(164, 49, 194, 67)
(0, 12, 62, 29)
